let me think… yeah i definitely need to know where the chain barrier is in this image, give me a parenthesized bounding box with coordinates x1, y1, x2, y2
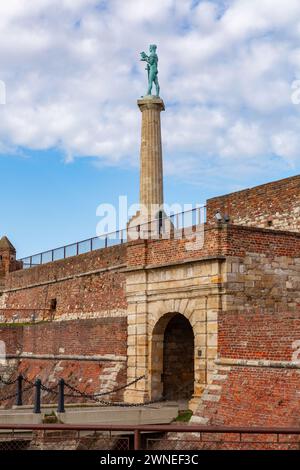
(22, 377, 65, 396)
(22, 376, 57, 393)
(0, 384, 34, 403)
(0, 374, 195, 407)
(64, 376, 194, 407)
(0, 374, 148, 405)
(64, 375, 146, 399)
(41, 384, 59, 394)
(0, 376, 19, 386)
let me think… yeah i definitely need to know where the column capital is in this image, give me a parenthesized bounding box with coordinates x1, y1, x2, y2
(137, 96, 165, 112)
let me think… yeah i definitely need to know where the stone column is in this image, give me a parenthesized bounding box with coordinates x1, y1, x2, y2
(138, 96, 165, 217)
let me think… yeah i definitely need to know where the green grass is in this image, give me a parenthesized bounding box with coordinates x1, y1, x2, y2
(42, 411, 62, 424)
(174, 410, 193, 422)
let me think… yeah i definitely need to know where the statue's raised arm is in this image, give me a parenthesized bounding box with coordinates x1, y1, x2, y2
(140, 51, 149, 62)
(140, 44, 160, 97)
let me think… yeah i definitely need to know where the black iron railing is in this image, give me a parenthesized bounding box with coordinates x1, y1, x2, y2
(18, 207, 206, 269)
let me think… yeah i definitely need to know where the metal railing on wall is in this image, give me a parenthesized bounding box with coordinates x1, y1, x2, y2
(0, 423, 299, 451)
(18, 206, 206, 269)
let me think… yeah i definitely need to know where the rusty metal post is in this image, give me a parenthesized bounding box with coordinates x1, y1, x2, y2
(134, 429, 141, 450)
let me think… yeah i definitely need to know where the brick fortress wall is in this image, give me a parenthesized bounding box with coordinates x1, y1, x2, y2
(0, 245, 128, 405)
(206, 174, 300, 231)
(0, 175, 300, 423)
(193, 224, 300, 428)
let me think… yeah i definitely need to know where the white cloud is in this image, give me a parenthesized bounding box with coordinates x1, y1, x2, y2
(271, 130, 300, 167)
(219, 121, 268, 158)
(0, 0, 300, 183)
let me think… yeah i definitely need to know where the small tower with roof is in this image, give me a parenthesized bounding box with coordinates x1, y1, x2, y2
(0, 236, 20, 281)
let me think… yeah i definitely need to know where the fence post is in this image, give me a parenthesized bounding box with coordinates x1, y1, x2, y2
(158, 210, 163, 235)
(134, 429, 141, 450)
(16, 375, 23, 406)
(57, 379, 65, 413)
(34, 379, 41, 414)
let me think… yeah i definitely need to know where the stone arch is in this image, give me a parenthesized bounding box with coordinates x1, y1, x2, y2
(148, 298, 198, 333)
(150, 311, 195, 401)
(148, 298, 208, 405)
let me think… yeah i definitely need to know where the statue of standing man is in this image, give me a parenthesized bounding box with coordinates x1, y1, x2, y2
(140, 44, 160, 97)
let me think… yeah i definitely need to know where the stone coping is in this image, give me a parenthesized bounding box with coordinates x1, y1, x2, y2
(207, 173, 300, 202)
(125, 255, 226, 273)
(5, 353, 127, 362)
(225, 223, 300, 238)
(216, 358, 300, 369)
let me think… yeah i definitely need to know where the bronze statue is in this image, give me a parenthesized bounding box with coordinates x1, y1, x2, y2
(140, 44, 160, 97)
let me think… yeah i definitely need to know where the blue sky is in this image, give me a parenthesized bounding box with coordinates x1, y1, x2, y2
(1, 0, 300, 258)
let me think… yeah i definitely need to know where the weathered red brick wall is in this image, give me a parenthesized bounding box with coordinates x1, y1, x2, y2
(0, 358, 127, 407)
(0, 245, 129, 407)
(218, 310, 300, 361)
(127, 224, 300, 269)
(1, 271, 126, 321)
(4, 244, 126, 290)
(0, 245, 127, 322)
(0, 318, 127, 356)
(206, 174, 300, 231)
(127, 226, 227, 268)
(195, 366, 300, 428)
(225, 224, 300, 258)
(192, 223, 300, 432)
(0, 325, 23, 354)
(0, 317, 128, 406)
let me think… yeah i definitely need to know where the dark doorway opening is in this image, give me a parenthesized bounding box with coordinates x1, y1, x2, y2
(162, 313, 194, 400)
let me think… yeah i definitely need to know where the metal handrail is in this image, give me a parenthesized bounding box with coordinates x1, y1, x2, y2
(18, 206, 206, 269)
(0, 423, 298, 451)
(0, 423, 298, 433)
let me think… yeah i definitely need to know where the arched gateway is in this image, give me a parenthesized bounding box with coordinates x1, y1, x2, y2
(151, 313, 195, 401)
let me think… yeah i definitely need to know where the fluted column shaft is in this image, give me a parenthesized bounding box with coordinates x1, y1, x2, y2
(138, 97, 165, 216)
